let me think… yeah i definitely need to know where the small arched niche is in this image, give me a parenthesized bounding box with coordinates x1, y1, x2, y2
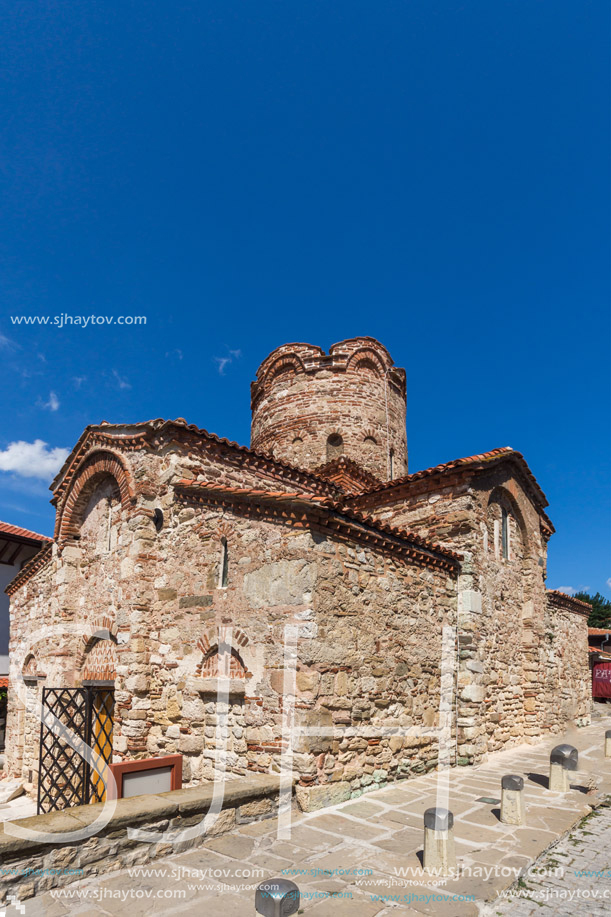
(326, 432, 344, 460)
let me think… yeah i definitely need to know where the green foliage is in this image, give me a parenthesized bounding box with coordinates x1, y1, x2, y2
(574, 591, 611, 629)
(0, 686, 7, 706)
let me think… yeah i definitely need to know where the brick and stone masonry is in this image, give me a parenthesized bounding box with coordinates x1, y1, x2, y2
(251, 337, 408, 481)
(4, 337, 590, 810)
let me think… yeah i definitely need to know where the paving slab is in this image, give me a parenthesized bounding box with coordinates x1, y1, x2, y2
(303, 813, 391, 841)
(11, 710, 611, 914)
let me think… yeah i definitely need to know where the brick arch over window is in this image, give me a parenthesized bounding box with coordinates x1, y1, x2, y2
(78, 630, 118, 684)
(346, 347, 386, 378)
(263, 353, 307, 390)
(75, 617, 118, 676)
(22, 653, 45, 679)
(487, 486, 528, 551)
(197, 626, 250, 678)
(55, 450, 136, 542)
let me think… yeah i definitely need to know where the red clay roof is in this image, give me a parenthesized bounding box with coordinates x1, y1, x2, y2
(547, 590, 592, 611)
(0, 521, 51, 544)
(5, 541, 53, 597)
(589, 627, 611, 636)
(348, 447, 554, 530)
(0, 677, 8, 689)
(175, 479, 462, 571)
(50, 419, 341, 500)
(357, 447, 539, 498)
(589, 646, 611, 657)
(313, 456, 382, 493)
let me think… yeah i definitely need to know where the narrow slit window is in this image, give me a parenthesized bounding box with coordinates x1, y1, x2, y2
(501, 508, 509, 559)
(106, 500, 113, 553)
(389, 449, 394, 480)
(218, 537, 229, 587)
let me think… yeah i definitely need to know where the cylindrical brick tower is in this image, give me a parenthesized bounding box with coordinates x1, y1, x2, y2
(250, 337, 407, 481)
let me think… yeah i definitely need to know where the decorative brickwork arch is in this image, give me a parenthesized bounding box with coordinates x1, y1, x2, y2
(263, 353, 306, 391)
(55, 450, 136, 542)
(346, 347, 386, 378)
(197, 626, 250, 678)
(215, 520, 233, 540)
(291, 429, 308, 446)
(79, 635, 117, 683)
(22, 653, 45, 679)
(76, 617, 118, 682)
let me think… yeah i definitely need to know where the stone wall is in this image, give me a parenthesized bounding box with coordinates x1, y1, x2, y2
(544, 592, 591, 728)
(0, 774, 284, 905)
(350, 462, 590, 762)
(6, 432, 458, 808)
(250, 338, 408, 480)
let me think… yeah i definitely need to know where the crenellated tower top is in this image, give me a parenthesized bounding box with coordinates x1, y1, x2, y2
(250, 337, 407, 481)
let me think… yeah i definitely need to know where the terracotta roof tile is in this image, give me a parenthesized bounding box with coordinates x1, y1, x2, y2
(51, 419, 340, 499)
(313, 456, 382, 493)
(589, 627, 611, 636)
(357, 447, 518, 494)
(547, 590, 593, 611)
(175, 479, 462, 570)
(0, 677, 8, 688)
(347, 447, 554, 532)
(0, 521, 51, 544)
(589, 646, 611, 658)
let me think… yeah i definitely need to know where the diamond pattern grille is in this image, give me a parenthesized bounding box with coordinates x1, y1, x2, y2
(38, 687, 114, 814)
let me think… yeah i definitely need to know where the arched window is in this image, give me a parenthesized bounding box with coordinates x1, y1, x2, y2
(218, 537, 229, 588)
(326, 433, 344, 460)
(486, 491, 524, 563)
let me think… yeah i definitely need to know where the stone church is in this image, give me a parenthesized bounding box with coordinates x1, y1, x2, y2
(5, 337, 590, 809)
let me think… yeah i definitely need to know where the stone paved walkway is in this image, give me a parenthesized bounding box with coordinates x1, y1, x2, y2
(0, 794, 36, 824)
(10, 712, 611, 917)
(486, 803, 611, 916)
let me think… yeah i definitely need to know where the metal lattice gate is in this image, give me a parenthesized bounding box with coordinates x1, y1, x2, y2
(37, 686, 114, 814)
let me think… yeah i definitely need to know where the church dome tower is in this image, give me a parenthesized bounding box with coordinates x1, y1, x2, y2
(250, 337, 407, 481)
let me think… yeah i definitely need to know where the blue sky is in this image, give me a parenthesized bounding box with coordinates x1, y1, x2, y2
(0, 1, 608, 598)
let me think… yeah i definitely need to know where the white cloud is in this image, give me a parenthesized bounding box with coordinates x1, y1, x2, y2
(214, 357, 231, 375)
(112, 369, 131, 390)
(0, 440, 69, 480)
(73, 376, 87, 389)
(214, 348, 242, 375)
(38, 391, 60, 412)
(607, 578, 611, 591)
(0, 331, 17, 351)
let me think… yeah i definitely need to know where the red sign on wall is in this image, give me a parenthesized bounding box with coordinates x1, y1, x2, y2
(593, 663, 611, 698)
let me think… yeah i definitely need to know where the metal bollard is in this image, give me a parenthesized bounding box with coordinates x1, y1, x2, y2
(423, 807, 456, 876)
(500, 774, 525, 825)
(255, 878, 300, 917)
(606, 730, 611, 759)
(549, 743, 578, 793)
